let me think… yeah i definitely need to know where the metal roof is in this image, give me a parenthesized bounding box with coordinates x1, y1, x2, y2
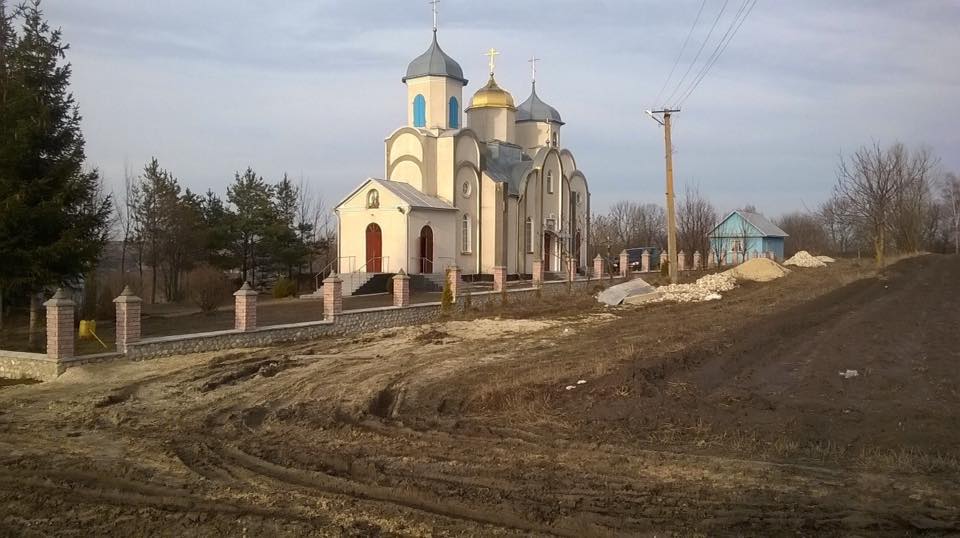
(484, 144, 533, 195)
(711, 210, 789, 238)
(403, 31, 468, 85)
(516, 83, 564, 125)
(372, 179, 456, 211)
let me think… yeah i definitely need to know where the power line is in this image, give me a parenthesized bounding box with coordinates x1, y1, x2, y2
(652, 0, 708, 107)
(677, 0, 751, 103)
(664, 0, 730, 105)
(678, 0, 758, 106)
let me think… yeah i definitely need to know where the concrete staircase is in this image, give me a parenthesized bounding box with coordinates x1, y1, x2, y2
(410, 273, 446, 292)
(300, 272, 379, 299)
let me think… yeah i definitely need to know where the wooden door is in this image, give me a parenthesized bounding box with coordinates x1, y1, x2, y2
(366, 223, 382, 272)
(420, 226, 434, 273)
(543, 233, 552, 271)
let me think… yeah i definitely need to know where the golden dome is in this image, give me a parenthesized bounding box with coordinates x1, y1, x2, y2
(467, 75, 516, 111)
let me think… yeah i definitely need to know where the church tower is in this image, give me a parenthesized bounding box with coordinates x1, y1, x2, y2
(466, 49, 517, 143)
(516, 60, 564, 152)
(403, 29, 467, 130)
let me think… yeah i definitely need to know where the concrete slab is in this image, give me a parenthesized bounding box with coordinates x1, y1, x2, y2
(597, 278, 656, 306)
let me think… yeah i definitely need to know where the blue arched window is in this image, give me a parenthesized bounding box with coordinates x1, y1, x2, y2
(449, 96, 459, 129)
(413, 94, 426, 128)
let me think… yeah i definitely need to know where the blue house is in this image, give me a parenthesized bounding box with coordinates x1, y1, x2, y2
(709, 210, 788, 263)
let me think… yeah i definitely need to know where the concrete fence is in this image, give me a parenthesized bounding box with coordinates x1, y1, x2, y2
(1, 272, 622, 382)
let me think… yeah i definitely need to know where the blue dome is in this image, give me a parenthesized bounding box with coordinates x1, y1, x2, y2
(403, 32, 467, 85)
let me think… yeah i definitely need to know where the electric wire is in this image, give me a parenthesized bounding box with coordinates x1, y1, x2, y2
(652, 0, 708, 107)
(664, 0, 730, 106)
(677, 0, 758, 106)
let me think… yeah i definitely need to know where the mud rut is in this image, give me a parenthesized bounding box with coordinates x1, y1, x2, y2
(2, 257, 959, 536)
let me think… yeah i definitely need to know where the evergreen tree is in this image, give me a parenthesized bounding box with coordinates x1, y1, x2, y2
(0, 1, 111, 310)
(227, 167, 273, 284)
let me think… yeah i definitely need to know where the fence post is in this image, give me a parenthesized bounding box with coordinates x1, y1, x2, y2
(447, 265, 462, 300)
(566, 257, 576, 282)
(619, 250, 629, 278)
(493, 266, 507, 293)
(707, 250, 717, 269)
(113, 285, 142, 353)
(678, 251, 687, 272)
(43, 288, 74, 360)
(593, 255, 604, 279)
(234, 282, 257, 332)
(693, 251, 702, 271)
(532, 260, 544, 288)
(323, 274, 342, 320)
(393, 270, 410, 307)
(641, 249, 650, 273)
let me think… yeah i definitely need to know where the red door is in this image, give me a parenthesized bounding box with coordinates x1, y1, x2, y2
(543, 232, 552, 271)
(419, 226, 434, 273)
(366, 223, 382, 272)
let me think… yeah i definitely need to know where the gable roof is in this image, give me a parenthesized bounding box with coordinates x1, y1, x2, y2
(336, 179, 456, 211)
(710, 210, 789, 238)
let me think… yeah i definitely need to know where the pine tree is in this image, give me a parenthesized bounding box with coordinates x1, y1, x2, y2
(0, 0, 111, 312)
(227, 167, 273, 284)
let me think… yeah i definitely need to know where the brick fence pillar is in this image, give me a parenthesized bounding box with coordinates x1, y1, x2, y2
(641, 249, 650, 272)
(447, 265, 462, 300)
(393, 270, 410, 307)
(619, 250, 629, 278)
(566, 257, 576, 282)
(113, 285, 142, 353)
(323, 274, 342, 321)
(234, 282, 257, 332)
(660, 251, 668, 271)
(593, 255, 604, 279)
(531, 260, 544, 288)
(493, 266, 507, 293)
(707, 250, 717, 268)
(43, 288, 74, 360)
(677, 251, 687, 272)
(693, 251, 702, 271)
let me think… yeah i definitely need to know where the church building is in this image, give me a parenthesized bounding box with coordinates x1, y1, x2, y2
(335, 25, 590, 278)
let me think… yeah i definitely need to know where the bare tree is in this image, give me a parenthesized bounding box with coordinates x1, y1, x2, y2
(890, 145, 939, 253)
(677, 184, 717, 261)
(777, 211, 828, 257)
(835, 142, 910, 270)
(942, 172, 960, 254)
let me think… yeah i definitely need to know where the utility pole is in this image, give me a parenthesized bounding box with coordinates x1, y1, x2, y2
(646, 108, 681, 283)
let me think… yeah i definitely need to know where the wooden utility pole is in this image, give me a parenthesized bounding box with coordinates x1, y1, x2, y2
(648, 108, 681, 283)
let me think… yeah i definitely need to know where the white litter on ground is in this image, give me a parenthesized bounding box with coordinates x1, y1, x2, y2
(565, 385, 576, 390)
(652, 272, 738, 303)
(816, 255, 836, 263)
(839, 369, 859, 379)
(784, 251, 827, 268)
(577, 379, 587, 385)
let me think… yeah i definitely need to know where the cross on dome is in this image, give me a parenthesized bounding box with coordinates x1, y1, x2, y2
(484, 48, 500, 76)
(528, 56, 541, 84)
(429, 0, 440, 31)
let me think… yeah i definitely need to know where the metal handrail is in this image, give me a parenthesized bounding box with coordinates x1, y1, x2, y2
(409, 256, 456, 274)
(314, 256, 356, 290)
(353, 256, 389, 275)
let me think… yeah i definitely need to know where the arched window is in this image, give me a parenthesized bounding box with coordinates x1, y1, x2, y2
(524, 217, 533, 253)
(449, 96, 459, 129)
(366, 189, 379, 209)
(461, 214, 472, 253)
(413, 94, 426, 128)
(546, 171, 554, 194)
(552, 131, 559, 147)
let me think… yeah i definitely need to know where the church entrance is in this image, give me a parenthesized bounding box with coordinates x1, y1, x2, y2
(543, 232, 553, 271)
(365, 223, 382, 272)
(419, 225, 434, 273)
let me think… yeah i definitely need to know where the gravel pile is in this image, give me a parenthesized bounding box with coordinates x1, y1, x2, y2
(654, 272, 737, 303)
(816, 255, 836, 263)
(784, 251, 827, 268)
(724, 258, 791, 282)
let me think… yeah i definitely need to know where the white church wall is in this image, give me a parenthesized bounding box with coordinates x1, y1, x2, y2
(435, 136, 456, 203)
(407, 211, 457, 275)
(454, 165, 480, 274)
(389, 160, 424, 192)
(506, 197, 519, 273)
(516, 122, 555, 155)
(337, 184, 408, 273)
(479, 174, 500, 273)
(406, 76, 463, 130)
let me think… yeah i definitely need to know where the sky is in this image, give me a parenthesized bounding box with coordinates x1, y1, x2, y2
(38, 0, 960, 218)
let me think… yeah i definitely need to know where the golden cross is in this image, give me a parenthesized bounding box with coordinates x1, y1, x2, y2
(484, 48, 500, 76)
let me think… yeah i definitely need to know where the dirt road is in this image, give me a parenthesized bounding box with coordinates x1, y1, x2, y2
(1, 256, 958, 536)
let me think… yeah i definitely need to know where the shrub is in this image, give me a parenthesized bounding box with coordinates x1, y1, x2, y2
(273, 277, 297, 299)
(187, 265, 231, 313)
(660, 259, 670, 277)
(440, 275, 453, 312)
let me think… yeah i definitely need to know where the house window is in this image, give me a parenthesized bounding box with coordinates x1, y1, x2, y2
(732, 240, 742, 252)
(366, 189, 380, 209)
(413, 94, 426, 128)
(524, 217, 533, 253)
(461, 214, 472, 253)
(449, 96, 459, 129)
(546, 171, 553, 194)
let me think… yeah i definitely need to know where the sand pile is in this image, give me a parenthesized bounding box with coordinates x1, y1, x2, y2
(784, 251, 827, 267)
(723, 258, 791, 282)
(653, 272, 737, 303)
(817, 255, 836, 263)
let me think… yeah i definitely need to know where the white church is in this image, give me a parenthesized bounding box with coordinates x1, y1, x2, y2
(335, 22, 590, 279)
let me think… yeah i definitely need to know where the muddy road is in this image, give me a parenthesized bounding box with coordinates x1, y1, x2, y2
(1, 256, 958, 536)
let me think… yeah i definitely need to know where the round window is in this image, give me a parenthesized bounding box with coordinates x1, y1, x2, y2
(461, 181, 472, 198)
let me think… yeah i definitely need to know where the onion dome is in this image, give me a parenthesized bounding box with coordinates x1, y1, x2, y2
(403, 31, 468, 85)
(466, 75, 516, 111)
(517, 82, 564, 125)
